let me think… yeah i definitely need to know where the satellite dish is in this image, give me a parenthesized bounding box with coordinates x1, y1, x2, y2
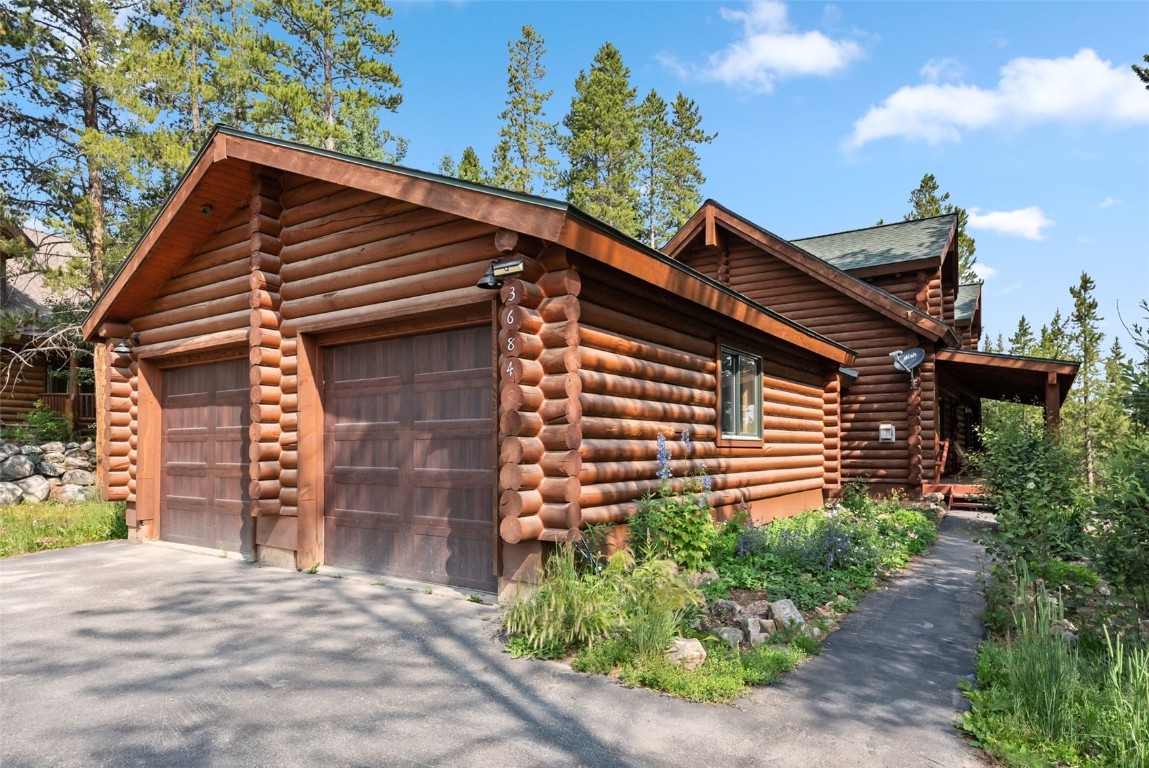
(890, 347, 925, 373)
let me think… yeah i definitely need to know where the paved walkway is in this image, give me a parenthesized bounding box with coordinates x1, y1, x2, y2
(0, 510, 992, 767)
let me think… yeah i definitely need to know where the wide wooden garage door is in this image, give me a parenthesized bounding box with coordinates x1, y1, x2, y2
(324, 326, 496, 591)
(160, 359, 251, 555)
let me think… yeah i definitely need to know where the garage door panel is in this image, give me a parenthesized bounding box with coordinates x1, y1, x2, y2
(324, 327, 495, 590)
(160, 359, 251, 555)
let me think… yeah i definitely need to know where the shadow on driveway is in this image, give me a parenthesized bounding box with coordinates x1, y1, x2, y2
(1, 512, 992, 767)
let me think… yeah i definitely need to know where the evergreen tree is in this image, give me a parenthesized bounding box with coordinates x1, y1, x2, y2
(1096, 337, 1132, 462)
(455, 147, 489, 184)
(1068, 273, 1104, 486)
(1008, 316, 1035, 356)
(436, 154, 457, 177)
(334, 99, 408, 162)
(1036, 310, 1071, 360)
(1120, 300, 1149, 429)
(635, 91, 715, 247)
(1134, 54, 1149, 90)
(902, 173, 979, 283)
(491, 25, 557, 194)
(559, 42, 640, 234)
(251, 0, 402, 152)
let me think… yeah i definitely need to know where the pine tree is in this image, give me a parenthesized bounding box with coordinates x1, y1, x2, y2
(1120, 300, 1149, 429)
(1036, 311, 1071, 360)
(1068, 273, 1104, 486)
(250, 0, 402, 152)
(635, 91, 715, 247)
(903, 174, 979, 283)
(1008, 316, 1035, 356)
(335, 99, 408, 162)
(491, 25, 557, 194)
(455, 147, 489, 184)
(1096, 337, 1132, 462)
(559, 42, 640, 234)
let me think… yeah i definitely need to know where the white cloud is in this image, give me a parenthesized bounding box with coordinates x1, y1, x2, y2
(1099, 196, 1121, 208)
(972, 263, 998, 281)
(919, 57, 965, 83)
(848, 49, 1149, 147)
(665, 0, 865, 93)
(968, 206, 1054, 240)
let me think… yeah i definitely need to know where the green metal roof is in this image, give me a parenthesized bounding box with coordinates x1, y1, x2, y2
(955, 282, 982, 322)
(792, 215, 956, 272)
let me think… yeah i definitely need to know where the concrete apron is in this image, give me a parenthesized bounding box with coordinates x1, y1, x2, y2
(0, 510, 992, 768)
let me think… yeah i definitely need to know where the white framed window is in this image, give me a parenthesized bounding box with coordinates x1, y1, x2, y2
(720, 348, 762, 439)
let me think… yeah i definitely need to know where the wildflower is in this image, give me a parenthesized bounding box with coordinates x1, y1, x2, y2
(681, 429, 692, 454)
(656, 433, 672, 481)
(701, 473, 713, 492)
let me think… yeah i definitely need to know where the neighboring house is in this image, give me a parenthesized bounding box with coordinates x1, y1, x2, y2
(1, 225, 96, 433)
(83, 127, 854, 595)
(664, 201, 1077, 496)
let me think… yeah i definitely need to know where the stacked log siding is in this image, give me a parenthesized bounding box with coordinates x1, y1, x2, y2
(676, 237, 923, 488)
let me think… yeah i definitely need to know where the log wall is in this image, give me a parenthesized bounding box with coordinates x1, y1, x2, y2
(0, 354, 46, 425)
(679, 236, 931, 491)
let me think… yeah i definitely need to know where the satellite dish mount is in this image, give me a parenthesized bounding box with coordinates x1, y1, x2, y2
(890, 347, 925, 389)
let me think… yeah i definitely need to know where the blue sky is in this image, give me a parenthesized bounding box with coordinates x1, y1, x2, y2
(382, 0, 1148, 351)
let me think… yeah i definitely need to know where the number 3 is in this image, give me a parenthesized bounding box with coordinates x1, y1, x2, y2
(507, 285, 517, 302)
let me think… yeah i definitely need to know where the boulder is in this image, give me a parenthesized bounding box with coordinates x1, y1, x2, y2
(711, 599, 743, 621)
(770, 599, 805, 629)
(80, 440, 95, 451)
(66, 442, 79, 450)
(711, 627, 743, 649)
(758, 618, 778, 636)
(744, 600, 773, 617)
(20, 445, 43, 456)
(50, 484, 87, 502)
(61, 469, 95, 486)
(36, 460, 65, 478)
(0, 443, 17, 460)
(39, 441, 67, 454)
(921, 492, 946, 506)
(0, 454, 37, 481)
(64, 455, 92, 470)
(14, 475, 51, 503)
(0, 482, 23, 505)
(665, 638, 707, 671)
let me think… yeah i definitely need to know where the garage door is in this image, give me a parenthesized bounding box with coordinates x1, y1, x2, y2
(324, 326, 496, 591)
(160, 358, 251, 555)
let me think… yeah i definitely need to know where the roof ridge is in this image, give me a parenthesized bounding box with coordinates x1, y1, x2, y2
(792, 212, 957, 243)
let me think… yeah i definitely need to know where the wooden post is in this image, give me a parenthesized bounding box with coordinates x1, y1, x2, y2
(1044, 371, 1061, 434)
(294, 333, 323, 569)
(65, 351, 77, 439)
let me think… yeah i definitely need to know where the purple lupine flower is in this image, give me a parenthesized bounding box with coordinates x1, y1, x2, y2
(681, 429, 692, 454)
(656, 433, 672, 481)
(702, 473, 713, 492)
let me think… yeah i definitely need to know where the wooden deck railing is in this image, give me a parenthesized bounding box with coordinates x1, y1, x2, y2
(37, 393, 96, 423)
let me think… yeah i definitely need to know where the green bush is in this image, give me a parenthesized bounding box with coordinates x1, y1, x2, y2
(22, 400, 70, 443)
(1092, 435, 1149, 610)
(972, 407, 1086, 566)
(502, 545, 702, 661)
(628, 432, 718, 572)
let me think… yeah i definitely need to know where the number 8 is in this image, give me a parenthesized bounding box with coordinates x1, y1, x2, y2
(507, 337, 515, 352)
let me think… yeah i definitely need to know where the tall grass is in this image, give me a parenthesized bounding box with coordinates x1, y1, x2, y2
(962, 581, 1149, 766)
(0, 500, 127, 557)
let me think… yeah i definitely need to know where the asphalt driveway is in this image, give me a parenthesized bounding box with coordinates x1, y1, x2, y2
(1, 511, 992, 767)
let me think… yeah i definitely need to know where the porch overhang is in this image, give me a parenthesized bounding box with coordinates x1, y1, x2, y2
(935, 348, 1079, 428)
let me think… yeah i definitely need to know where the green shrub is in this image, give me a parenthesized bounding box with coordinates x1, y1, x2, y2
(22, 400, 70, 443)
(628, 432, 718, 572)
(1092, 435, 1149, 610)
(972, 407, 1086, 566)
(621, 650, 749, 703)
(740, 644, 806, 685)
(502, 545, 702, 661)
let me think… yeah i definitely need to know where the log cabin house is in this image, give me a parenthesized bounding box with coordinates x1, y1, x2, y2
(1, 225, 96, 434)
(82, 127, 858, 595)
(664, 201, 1078, 498)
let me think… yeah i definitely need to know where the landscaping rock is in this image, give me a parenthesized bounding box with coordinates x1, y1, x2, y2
(80, 440, 94, 451)
(665, 638, 707, 671)
(711, 627, 743, 649)
(0, 482, 23, 505)
(50, 484, 87, 503)
(770, 599, 805, 629)
(64, 455, 92, 470)
(20, 445, 43, 456)
(36, 460, 64, 478)
(743, 600, 773, 617)
(66, 442, 79, 450)
(14, 475, 51, 503)
(921, 492, 945, 506)
(61, 469, 95, 486)
(0, 455, 37, 481)
(711, 599, 743, 621)
(39, 441, 67, 454)
(748, 631, 770, 646)
(738, 615, 761, 639)
(0, 443, 17, 460)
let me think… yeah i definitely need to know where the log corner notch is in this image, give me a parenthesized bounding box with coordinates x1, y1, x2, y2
(496, 231, 582, 566)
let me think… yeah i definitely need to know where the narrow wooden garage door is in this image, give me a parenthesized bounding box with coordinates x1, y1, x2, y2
(324, 326, 496, 591)
(160, 359, 251, 555)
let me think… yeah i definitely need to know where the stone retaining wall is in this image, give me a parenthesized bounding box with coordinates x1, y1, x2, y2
(0, 441, 98, 505)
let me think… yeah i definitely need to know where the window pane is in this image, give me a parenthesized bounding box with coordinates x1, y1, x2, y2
(720, 350, 736, 435)
(738, 356, 759, 435)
